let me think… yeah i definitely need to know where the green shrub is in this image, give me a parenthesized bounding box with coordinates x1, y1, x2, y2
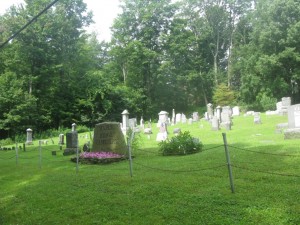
(158, 131, 203, 156)
(0, 138, 14, 146)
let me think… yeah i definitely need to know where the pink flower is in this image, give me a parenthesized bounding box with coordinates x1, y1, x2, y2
(80, 151, 124, 159)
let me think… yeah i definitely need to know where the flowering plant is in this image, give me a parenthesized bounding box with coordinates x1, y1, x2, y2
(71, 151, 126, 164)
(80, 151, 124, 159)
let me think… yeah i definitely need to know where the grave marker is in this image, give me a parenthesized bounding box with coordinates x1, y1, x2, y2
(92, 122, 127, 156)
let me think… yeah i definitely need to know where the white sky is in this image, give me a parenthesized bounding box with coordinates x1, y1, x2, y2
(0, 0, 121, 42)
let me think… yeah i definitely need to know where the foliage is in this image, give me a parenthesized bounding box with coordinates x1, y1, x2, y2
(0, 138, 14, 146)
(158, 131, 203, 156)
(1, 0, 300, 139)
(257, 92, 277, 111)
(127, 128, 143, 154)
(212, 83, 237, 106)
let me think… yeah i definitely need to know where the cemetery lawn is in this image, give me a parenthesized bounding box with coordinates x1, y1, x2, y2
(0, 114, 300, 225)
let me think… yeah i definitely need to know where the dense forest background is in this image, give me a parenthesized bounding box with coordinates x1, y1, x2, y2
(0, 0, 299, 138)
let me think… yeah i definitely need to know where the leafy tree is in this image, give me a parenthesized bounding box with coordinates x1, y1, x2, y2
(212, 83, 236, 106)
(0, 72, 37, 137)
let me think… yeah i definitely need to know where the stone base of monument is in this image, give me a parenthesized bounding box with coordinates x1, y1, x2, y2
(283, 128, 300, 139)
(275, 123, 289, 133)
(220, 122, 231, 130)
(63, 148, 80, 156)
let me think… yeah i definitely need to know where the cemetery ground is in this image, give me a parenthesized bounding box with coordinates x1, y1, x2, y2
(0, 114, 299, 225)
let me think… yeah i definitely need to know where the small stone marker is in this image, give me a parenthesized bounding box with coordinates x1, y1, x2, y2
(140, 117, 144, 130)
(173, 128, 181, 136)
(254, 112, 261, 124)
(58, 134, 64, 145)
(92, 122, 127, 156)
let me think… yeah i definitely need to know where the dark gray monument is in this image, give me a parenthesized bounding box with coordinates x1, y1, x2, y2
(63, 131, 78, 156)
(92, 122, 127, 156)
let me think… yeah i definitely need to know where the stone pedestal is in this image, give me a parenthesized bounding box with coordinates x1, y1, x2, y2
(26, 128, 33, 145)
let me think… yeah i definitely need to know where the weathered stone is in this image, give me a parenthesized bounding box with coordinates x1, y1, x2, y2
(92, 122, 127, 156)
(284, 128, 300, 139)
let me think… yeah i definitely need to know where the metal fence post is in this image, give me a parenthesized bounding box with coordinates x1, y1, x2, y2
(222, 133, 235, 193)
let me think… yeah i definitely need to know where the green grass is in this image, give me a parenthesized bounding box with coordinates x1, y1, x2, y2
(0, 114, 300, 225)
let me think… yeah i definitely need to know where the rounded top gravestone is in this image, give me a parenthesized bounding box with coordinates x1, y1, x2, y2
(92, 122, 127, 156)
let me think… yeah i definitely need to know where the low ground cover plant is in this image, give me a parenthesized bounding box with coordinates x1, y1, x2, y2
(159, 131, 203, 155)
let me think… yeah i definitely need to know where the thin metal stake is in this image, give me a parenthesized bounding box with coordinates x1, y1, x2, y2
(15, 143, 18, 166)
(128, 131, 135, 177)
(39, 141, 42, 169)
(222, 133, 235, 193)
(76, 139, 79, 174)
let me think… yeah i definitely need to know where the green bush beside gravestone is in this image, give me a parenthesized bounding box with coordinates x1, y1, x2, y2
(159, 131, 203, 156)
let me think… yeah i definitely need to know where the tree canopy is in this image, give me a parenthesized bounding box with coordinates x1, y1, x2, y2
(0, 0, 299, 138)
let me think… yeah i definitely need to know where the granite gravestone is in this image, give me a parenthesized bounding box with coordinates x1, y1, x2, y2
(192, 112, 199, 122)
(280, 97, 291, 115)
(63, 131, 78, 156)
(92, 122, 127, 156)
(58, 134, 64, 145)
(211, 116, 219, 131)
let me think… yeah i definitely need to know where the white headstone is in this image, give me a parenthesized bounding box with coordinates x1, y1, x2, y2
(181, 113, 187, 123)
(288, 104, 300, 128)
(207, 103, 213, 119)
(26, 128, 33, 145)
(254, 112, 261, 124)
(232, 106, 240, 116)
(211, 117, 219, 131)
(121, 109, 129, 135)
(156, 122, 168, 141)
(158, 111, 169, 124)
(175, 113, 182, 124)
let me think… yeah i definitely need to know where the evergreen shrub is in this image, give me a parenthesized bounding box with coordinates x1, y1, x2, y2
(159, 131, 203, 156)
